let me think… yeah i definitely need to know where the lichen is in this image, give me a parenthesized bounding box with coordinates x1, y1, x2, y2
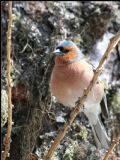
(78, 126, 88, 141)
(73, 143, 87, 160)
(63, 144, 74, 160)
(112, 92, 120, 113)
(1, 90, 8, 127)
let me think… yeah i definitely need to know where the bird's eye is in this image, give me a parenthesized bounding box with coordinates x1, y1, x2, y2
(56, 46, 69, 53)
(56, 46, 64, 52)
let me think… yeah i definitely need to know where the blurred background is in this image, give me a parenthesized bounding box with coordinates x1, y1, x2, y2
(1, 1, 120, 160)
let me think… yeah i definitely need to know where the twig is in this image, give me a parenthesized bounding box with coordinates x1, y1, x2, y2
(1, 1, 13, 160)
(19, 39, 33, 54)
(103, 133, 120, 160)
(44, 31, 120, 160)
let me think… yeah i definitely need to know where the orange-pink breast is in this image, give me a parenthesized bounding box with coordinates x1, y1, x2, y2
(50, 59, 104, 107)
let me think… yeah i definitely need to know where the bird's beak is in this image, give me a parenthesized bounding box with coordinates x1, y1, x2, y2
(53, 49, 62, 55)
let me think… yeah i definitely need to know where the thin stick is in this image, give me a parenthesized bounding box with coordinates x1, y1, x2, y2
(103, 133, 120, 160)
(1, 1, 13, 160)
(44, 31, 120, 160)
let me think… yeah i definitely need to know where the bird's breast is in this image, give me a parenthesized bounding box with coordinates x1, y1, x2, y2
(50, 60, 95, 107)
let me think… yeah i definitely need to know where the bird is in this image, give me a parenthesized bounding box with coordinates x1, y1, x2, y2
(50, 40, 110, 149)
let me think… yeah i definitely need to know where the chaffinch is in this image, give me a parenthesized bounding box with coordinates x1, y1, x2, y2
(50, 40, 110, 149)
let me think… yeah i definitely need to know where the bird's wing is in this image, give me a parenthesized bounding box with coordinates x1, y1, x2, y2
(86, 58, 109, 119)
(100, 93, 109, 119)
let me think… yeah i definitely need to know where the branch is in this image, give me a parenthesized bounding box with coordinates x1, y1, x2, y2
(103, 133, 120, 160)
(1, 1, 13, 160)
(44, 31, 120, 160)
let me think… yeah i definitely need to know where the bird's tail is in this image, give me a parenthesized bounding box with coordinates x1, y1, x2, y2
(91, 116, 110, 149)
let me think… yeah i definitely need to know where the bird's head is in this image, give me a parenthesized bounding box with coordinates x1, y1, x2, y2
(53, 40, 84, 64)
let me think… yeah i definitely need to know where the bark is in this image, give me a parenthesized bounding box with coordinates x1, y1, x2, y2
(1, 1, 120, 160)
